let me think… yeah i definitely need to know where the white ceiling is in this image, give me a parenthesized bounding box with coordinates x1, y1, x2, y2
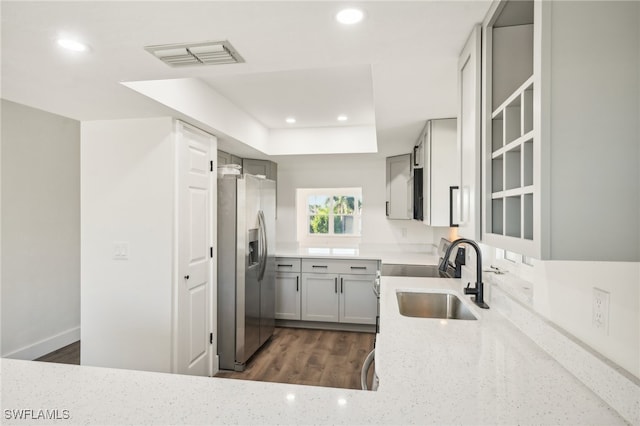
(1, 1, 491, 157)
(202, 65, 375, 129)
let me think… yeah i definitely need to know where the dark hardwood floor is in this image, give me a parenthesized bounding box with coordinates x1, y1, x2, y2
(216, 327, 375, 390)
(34, 328, 376, 390)
(35, 341, 80, 365)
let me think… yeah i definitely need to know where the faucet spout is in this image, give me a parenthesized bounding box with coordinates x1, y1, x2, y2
(438, 238, 489, 309)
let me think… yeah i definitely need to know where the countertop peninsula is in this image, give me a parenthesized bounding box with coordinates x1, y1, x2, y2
(1, 276, 627, 425)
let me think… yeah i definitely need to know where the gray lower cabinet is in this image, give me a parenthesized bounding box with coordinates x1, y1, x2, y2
(277, 257, 379, 326)
(300, 270, 377, 325)
(339, 274, 377, 325)
(275, 257, 302, 320)
(301, 273, 340, 322)
(275, 271, 301, 320)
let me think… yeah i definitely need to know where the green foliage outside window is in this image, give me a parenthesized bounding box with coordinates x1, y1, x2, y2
(307, 194, 360, 235)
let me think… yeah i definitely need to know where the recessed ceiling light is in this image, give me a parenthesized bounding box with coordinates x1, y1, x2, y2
(337, 115, 348, 122)
(57, 38, 88, 52)
(336, 8, 364, 25)
(285, 117, 296, 124)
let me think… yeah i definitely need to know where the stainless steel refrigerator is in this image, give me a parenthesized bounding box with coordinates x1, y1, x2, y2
(217, 174, 276, 371)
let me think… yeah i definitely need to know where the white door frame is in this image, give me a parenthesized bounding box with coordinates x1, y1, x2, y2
(172, 120, 218, 376)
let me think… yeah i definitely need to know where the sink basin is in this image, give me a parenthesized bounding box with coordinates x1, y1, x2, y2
(381, 264, 444, 278)
(396, 292, 477, 320)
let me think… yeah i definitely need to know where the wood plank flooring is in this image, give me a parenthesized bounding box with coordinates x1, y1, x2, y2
(35, 341, 80, 365)
(34, 328, 376, 390)
(215, 327, 375, 390)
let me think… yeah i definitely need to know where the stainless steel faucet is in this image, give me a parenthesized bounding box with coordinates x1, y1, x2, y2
(438, 238, 489, 309)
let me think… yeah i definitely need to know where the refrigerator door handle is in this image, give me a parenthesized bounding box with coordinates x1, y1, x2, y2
(257, 211, 263, 281)
(262, 211, 268, 280)
(258, 210, 268, 281)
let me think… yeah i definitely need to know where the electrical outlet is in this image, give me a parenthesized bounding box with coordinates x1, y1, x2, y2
(592, 287, 610, 335)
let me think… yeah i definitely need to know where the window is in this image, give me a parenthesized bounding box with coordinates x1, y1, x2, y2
(298, 188, 362, 238)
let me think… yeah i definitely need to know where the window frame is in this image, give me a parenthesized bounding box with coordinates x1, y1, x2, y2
(298, 188, 363, 239)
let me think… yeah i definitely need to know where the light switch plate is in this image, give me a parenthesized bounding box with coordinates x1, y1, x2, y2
(113, 242, 129, 260)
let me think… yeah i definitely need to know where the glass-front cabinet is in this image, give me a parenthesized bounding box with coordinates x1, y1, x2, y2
(482, 0, 536, 257)
(478, 0, 638, 261)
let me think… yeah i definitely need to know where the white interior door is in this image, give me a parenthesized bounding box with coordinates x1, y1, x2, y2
(176, 121, 214, 376)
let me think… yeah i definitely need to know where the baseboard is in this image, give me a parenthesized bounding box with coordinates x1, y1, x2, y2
(211, 354, 220, 377)
(3, 326, 80, 360)
(276, 319, 375, 333)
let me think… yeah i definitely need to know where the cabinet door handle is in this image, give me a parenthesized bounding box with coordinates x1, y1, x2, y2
(386, 201, 389, 217)
(184, 275, 190, 280)
(312, 265, 328, 269)
(278, 264, 293, 268)
(449, 186, 460, 227)
(340, 277, 343, 293)
(350, 266, 367, 270)
(335, 277, 338, 293)
(413, 145, 419, 166)
(296, 276, 299, 292)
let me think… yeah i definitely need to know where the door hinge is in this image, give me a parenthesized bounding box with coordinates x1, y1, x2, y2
(210, 247, 213, 258)
(210, 160, 214, 172)
(210, 333, 213, 344)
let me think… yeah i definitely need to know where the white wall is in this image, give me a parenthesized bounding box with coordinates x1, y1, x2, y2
(275, 154, 448, 250)
(269, 126, 377, 156)
(123, 78, 269, 154)
(1, 99, 80, 359)
(81, 117, 175, 372)
(533, 261, 639, 378)
(470, 245, 640, 379)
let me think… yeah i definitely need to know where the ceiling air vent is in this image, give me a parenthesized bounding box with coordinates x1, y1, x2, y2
(145, 40, 244, 67)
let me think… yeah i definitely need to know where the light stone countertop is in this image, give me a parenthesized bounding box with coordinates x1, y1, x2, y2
(275, 247, 440, 266)
(0, 276, 626, 425)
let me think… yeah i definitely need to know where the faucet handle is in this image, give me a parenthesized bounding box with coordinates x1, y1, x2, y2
(464, 283, 478, 295)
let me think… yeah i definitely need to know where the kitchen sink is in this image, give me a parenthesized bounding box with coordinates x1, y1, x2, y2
(396, 292, 477, 320)
(381, 264, 443, 278)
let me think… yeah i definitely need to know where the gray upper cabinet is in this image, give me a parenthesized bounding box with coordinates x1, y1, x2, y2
(385, 154, 412, 220)
(480, 0, 639, 261)
(242, 158, 278, 181)
(217, 150, 231, 166)
(456, 25, 482, 240)
(418, 119, 458, 227)
(217, 150, 242, 167)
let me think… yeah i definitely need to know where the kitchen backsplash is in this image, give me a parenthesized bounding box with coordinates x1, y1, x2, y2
(461, 242, 640, 380)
